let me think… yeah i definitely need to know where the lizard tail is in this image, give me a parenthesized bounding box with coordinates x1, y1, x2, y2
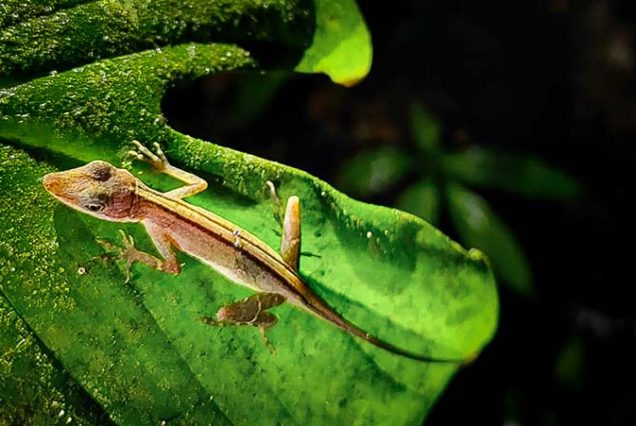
(302, 296, 464, 363)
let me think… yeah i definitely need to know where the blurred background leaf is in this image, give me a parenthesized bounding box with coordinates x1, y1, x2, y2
(443, 147, 581, 200)
(335, 146, 413, 197)
(395, 179, 440, 226)
(447, 184, 533, 297)
(410, 103, 441, 155)
(555, 335, 585, 391)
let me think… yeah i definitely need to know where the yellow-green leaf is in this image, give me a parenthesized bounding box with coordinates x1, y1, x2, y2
(294, 0, 372, 86)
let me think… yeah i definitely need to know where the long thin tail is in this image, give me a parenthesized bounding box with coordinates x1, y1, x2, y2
(302, 294, 464, 363)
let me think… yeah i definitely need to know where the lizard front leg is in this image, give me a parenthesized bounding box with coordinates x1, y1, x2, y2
(97, 226, 180, 283)
(201, 293, 286, 351)
(266, 181, 301, 271)
(129, 140, 208, 199)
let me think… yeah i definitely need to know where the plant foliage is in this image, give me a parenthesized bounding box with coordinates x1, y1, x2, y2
(0, 1, 497, 424)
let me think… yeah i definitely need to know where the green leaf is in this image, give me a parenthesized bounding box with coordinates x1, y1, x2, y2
(0, 144, 231, 425)
(1, 0, 371, 87)
(294, 0, 372, 86)
(443, 147, 581, 200)
(335, 146, 413, 198)
(410, 103, 441, 154)
(447, 184, 533, 296)
(0, 0, 314, 79)
(0, 52, 497, 420)
(554, 335, 585, 390)
(0, 293, 112, 425)
(0, 1, 496, 423)
(395, 179, 441, 226)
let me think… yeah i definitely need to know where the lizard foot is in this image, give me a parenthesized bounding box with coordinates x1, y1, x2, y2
(128, 140, 169, 172)
(199, 315, 277, 355)
(96, 230, 144, 283)
(200, 293, 285, 355)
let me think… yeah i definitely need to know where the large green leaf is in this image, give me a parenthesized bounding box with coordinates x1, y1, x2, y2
(0, 1, 497, 423)
(0, 0, 370, 85)
(0, 0, 313, 79)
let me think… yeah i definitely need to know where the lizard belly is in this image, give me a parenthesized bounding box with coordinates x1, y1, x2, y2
(168, 221, 293, 297)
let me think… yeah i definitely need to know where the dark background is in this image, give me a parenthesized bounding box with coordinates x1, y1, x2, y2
(163, 1, 636, 424)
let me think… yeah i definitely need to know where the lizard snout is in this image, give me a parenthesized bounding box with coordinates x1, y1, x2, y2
(42, 172, 64, 195)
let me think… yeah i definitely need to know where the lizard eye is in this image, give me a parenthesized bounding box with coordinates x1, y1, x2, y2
(92, 165, 112, 182)
(85, 203, 104, 212)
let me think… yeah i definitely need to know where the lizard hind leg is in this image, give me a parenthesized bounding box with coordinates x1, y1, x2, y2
(201, 293, 286, 353)
(265, 181, 302, 271)
(280, 196, 301, 271)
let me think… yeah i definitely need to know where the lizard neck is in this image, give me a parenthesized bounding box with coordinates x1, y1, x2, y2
(129, 183, 161, 220)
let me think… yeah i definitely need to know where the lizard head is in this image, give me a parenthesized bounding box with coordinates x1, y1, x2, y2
(43, 160, 139, 222)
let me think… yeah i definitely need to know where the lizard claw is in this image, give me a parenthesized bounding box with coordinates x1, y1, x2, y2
(199, 316, 222, 326)
(129, 140, 169, 171)
(118, 229, 135, 249)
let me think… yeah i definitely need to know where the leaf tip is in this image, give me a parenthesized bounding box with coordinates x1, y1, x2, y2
(295, 0, 373, 86)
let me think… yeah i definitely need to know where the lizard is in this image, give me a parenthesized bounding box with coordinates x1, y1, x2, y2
(42, 140, 459, 363)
